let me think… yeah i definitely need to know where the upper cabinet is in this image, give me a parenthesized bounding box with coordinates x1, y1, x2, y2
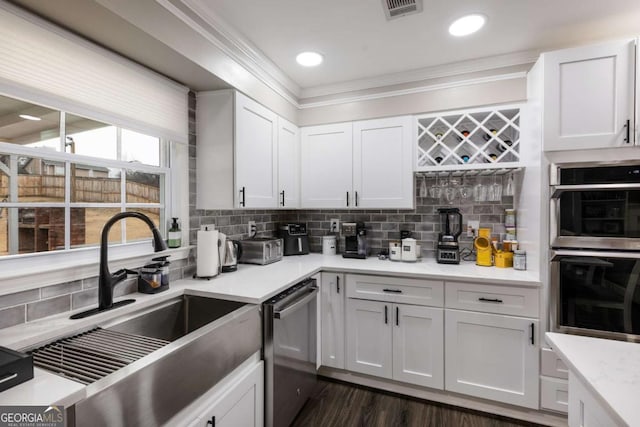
(542, 39, 636, 151)
(416, 105, 522, 171)
(196, 90, 299, 209)
(235, 92, 279, 208)
(301, 116, 413, 209)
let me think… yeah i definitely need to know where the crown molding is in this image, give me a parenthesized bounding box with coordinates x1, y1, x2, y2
(299, 50, 540, 100)
(298, 71, 528, 109)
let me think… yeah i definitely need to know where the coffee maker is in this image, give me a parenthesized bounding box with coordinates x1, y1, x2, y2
(342, 222, 368, 259)
(437, 208, 462, 264)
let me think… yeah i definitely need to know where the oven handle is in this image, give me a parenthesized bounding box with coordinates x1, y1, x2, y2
(274, 286, 318, 319)
(551, 183, 640, 199)
(551, 249, 640, 261)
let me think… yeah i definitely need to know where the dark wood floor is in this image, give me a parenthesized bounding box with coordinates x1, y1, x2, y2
(292, 379, 543, 427)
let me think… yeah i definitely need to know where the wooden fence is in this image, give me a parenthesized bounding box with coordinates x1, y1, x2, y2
(0, 175, 160, 203)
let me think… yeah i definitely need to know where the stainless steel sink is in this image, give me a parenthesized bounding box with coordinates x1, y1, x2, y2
(27, 294, 261, 427)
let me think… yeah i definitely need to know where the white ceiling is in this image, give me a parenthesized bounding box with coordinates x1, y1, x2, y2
(7, 0, 640, 103)
(190, 0, 640, 90)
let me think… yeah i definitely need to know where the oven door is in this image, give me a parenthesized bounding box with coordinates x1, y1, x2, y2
(551, 250, 640, 342)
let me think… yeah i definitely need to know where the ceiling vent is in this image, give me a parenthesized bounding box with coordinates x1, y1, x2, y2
(382, 0, 423, 20)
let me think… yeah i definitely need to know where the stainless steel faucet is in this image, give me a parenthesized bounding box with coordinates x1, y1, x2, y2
(71, 211, 167, 319)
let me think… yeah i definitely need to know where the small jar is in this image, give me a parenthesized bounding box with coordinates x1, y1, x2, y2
(505, 209, 516, 228)
(322, 235, 336, 255)
(514, 250, 526, 270)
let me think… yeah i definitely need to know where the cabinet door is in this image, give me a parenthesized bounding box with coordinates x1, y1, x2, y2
(543, 39, 635, 151)
(191, 361, 264, 427)
(392, 305, 443, 389)
(445, 310, 539, 409)
(568, 371, 621, 427)
(321, 273, 345, 369)
(235, 92, 278, 208)
(353, 116, 414, 208)
(346, 299, 392, 378)
(277, 117, 299, 208)
(301, 123, 353, 208)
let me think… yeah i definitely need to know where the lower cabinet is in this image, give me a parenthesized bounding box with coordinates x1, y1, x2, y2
(346, 298, 444, 389)
(568, 371, 620, 427)
(320, 273, 345, 369)
(188, 361, 264, 427)
(444, 309, 539, 409)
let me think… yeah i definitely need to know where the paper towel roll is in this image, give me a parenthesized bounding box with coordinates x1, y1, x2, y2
(197, 229, 220, 278)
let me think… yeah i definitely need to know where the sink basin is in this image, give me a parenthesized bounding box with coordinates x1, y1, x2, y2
(28, 294, 261, 427)
(104, 295, 246, 342)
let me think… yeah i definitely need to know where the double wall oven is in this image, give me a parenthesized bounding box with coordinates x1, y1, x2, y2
(550, 162, 640, 341)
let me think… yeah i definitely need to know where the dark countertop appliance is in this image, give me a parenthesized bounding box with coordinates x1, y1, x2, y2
(342, 222, 368, 259)
(437, 208, 462, 264)
(280, 223, 310, 256)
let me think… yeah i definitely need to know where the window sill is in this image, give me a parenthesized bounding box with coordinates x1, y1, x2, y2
(0, 243, 193, 297)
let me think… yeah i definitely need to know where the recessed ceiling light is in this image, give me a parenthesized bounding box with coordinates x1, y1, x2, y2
(448, 14, 486, 37)
(19, 114, 41, 121)
(296, 51, 323, 67)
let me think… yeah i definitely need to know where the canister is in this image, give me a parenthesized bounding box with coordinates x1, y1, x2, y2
(514, 250, 527, 270)
(389, 241, 402, 261)
(322, 235, 336, 255)
(505, 209, 516, 227)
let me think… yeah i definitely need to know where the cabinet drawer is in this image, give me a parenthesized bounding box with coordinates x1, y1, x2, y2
(445, 281, 539, 317)
(540, 376, 568, 413)
(346, 274, 444, 307)
(541, 347, 569, 379)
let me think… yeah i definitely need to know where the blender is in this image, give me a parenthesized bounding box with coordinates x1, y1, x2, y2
(437, 208, 462, 264)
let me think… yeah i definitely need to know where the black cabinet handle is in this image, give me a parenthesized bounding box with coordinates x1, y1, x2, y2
(383, 288, 403, 294)
(281, 190, 285, 206)
(530, 323, 535, 345)
(396, 306, 399, 326)
(624, 119, 631, 144)
(355, 191, 359, 207)
(240, 187, 246, 207)
(336, 276, 340, 294)
(478, 297, 503, 303)
(346, 191, 350, 207)
(384, 305, 388, 324)
(207, 416, 215, 426)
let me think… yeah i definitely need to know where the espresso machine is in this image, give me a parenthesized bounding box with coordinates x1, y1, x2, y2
(342, 222, 368, 259)
(437, 208, 462, 264)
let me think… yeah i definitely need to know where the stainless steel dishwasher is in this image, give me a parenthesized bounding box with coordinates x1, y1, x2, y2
(263, 278, 318, 427)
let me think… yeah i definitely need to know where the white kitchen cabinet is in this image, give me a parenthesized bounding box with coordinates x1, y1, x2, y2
(568, 371, 619, 427)
(188, 361, 264, 427)
(345, 298, 443, 388)
(301, 116, 414, 209)
(346, 298, 392, 378)
(444, 309, 539, 409)
(300, 122, 353, 208)
(277, 117, 300, 208)
(235, 92, 279, 208)
(320, 272, 345, 369)
(353, 116, 413, 208)
(543, 39, 636, 151)
(196, 90, 296, 209)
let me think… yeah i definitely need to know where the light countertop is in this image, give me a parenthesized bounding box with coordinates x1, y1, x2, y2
(0, 254, 540, 407)
(546, 332, 640, 427)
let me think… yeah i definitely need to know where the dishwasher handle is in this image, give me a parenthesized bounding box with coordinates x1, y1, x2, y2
(274, 286, 318, 319)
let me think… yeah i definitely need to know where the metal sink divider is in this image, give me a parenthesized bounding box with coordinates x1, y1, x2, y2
(30, 328, 170, 385)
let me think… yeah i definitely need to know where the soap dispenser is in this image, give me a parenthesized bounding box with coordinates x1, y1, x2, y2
(168, 217, 181, 248)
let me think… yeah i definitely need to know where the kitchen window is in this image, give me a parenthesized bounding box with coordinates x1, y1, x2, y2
(0, 93, 171, 257)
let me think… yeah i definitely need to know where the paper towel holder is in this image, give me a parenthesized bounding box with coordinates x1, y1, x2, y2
(193, 225, 222, 280)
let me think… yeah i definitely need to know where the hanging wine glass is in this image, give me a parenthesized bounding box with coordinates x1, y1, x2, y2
(491, 174, 503, 201)
(419, 174, 428, 198)
(504, 172, 515, 196)
(429, 173, 441, 199)
(459, 173, 472, 199)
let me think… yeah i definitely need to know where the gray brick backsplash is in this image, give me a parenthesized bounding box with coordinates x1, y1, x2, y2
(27, 295, 71, 322)
(0, 305, 25, 329)
(72, 288, 99, 309)
(0, 289, 40, 309)
(41, 281, 82, 298)
(113, 278, 138, 298)
(83, 276, 99, 289)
